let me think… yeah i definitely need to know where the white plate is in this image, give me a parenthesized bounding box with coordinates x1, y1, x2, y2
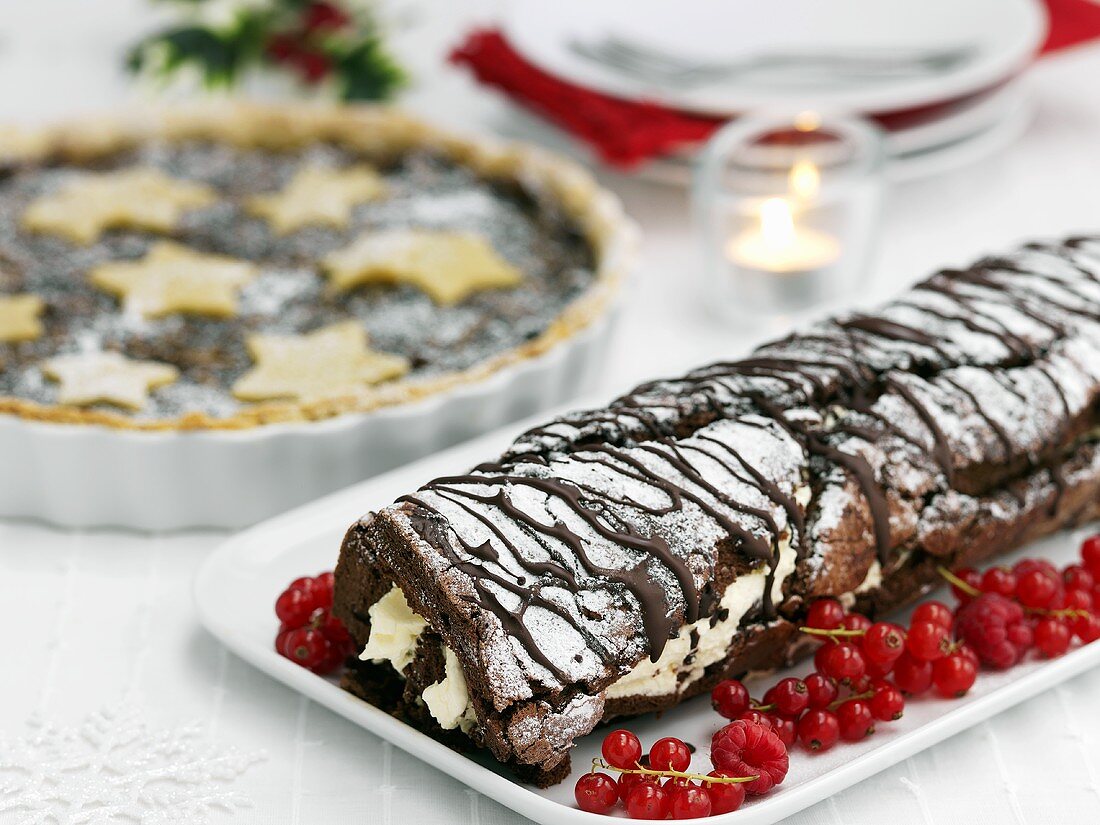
(502, 0, 1047, 116)
(196, 415, 1100, 824)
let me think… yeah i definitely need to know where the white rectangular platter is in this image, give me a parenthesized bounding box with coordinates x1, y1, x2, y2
(195, 410, 1100, 824)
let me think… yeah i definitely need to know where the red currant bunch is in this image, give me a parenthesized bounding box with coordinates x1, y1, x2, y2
(274, 571, 354, 674)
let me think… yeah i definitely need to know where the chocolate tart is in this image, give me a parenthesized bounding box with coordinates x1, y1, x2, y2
(0, 104, 631, 431)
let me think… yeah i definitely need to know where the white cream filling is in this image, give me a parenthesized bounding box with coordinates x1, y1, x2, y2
(422, 647, 479, 732)
(359, 586, 426, 672)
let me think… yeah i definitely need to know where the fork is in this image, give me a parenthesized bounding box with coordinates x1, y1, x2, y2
(569, 34, 976, 88)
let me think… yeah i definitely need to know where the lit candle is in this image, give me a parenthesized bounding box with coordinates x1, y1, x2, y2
(727, 196, 840, 274)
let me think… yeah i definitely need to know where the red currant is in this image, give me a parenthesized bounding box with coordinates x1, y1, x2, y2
(1073, 612, 1100, 643)
(738, 709, 772, 728)
(980, 567, 1018, 598)
(841, 614, 873, 633)
(905, 621, 951, 662)
(1064, 564, 1095, 593)
(275, 628, 294, 657)
(818, 642, 866, 683)
(626, 782, 670, 819)
(869, 680, 905, 721)
(932, 653, 978, 698)
(705, 771, 746, 814)
(763, 677, 809, 718)
(768, 714, 797, 748)
(1015, 558, 1059, 579)
(892, 652, 934, 695)
(1035, 617, 1072, 658)
(1083, 535, 1100, 576)
(275, 587, 315, 629)
(602, 729, 642, 770)
(912, 601, 954, 630)
(669, 785, 712, 819)
(798, 709, 840, 751)
(1065, 589, 1093, 612)
(806, 598, 846, 630)
(649, 737, 691, 773)
(282, 627, 330, 671)
(950, 567, 982, 603)
(804, 672, 838, 709)
(617, 772, 653, 802)
(574, 772, 618, 814)
(1016, 569, 1060, 610)
(711, 679, 750, 720)
(862, 622, 906, 667)
(662, 776, 695, 791)
(837, 700, 875, 741)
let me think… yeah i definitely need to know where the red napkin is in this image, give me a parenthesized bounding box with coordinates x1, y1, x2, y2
(450, 0, 1100, 169)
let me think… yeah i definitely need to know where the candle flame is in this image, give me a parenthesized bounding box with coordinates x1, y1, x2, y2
(759, 197, 795, 251)
(789, 159, 820, 200)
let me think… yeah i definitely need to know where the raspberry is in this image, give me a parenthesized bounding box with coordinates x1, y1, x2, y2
(705, 771, 746, 814)
(711, 679, 750, 719)
(1035, 617, 1071, 658)
(954, 592, 1030, 669)
(602, 729, 642, 770)
(574, 772, 618, 814)
(798, 709, 840, 752)
(806, 598, 847, 630)
(710, 720, 789, 795)
(1083, 534, 1100, 576)
(649, 737, 691, 773)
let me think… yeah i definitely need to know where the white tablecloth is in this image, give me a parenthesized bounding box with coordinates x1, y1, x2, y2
(3, 2, 1100, 822)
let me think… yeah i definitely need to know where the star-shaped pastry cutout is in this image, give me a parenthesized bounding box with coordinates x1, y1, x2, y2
(246, 164, 387, 234)
(0, 294, 45, 343)
(42, 351, 179, 411)
(232, 321, 409, 404)
(90, 242, 258, 319)
(322, 228, 523, 305)
(21, 167, 217, 244)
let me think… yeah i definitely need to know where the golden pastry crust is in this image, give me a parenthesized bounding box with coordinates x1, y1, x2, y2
(0, 103, 636, 431)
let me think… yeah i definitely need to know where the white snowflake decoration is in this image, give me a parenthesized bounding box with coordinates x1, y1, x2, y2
(0, 703, 265, 825)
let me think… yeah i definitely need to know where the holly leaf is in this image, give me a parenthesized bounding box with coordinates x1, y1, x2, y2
(129, 26, 243, 87)
(336, 37, 406, 101)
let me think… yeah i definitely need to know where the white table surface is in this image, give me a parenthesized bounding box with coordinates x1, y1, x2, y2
(2, 1, 1100, 822)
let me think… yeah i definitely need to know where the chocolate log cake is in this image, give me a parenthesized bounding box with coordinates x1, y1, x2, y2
(334, 237, 1100, 785)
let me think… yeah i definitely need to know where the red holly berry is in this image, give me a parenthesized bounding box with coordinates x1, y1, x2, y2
(932, 652, 978, 697)
(869, 680, 905, 721)
(980, 567, 1018, 598)
(892, 652, 934, 695)
(649, 737, 691, 773)
(950, 567, 982, 603)
(265, 33, 301, 63)
(818, 642, 866, 683)
(705, 771, 746, 814)
(669, 785, 712, 819)
(1016, 569, 1060, 610)
(798, 709, 841, 752)
(301, 1, 350, 32)
(804, 672, 839, 709)
(1035, 617, 1072, 658)
(293, 51, 332, 84)
(574, 772, 618, 814)
(955, 592, 1031, 669)
(602, 729, 642, 770)
(711, 679, 751, 720)
(905, 621, 951, 662)
(806, 598, 846, 630)
(626, 782, 670, 819)
(1083, 534, 1100, 576)
(861, 622, 906, 667)
(710, 720, 789, 795)
(763, 677, 809, 718)
(836, 699, 875, 741)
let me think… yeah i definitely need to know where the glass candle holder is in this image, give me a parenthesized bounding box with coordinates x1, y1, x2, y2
(693, 112, 885, 323)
